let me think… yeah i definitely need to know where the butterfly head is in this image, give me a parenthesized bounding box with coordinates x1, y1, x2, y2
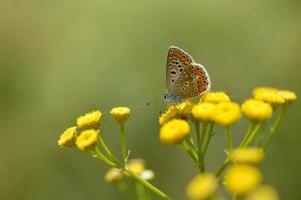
(162, 92, 182, 104)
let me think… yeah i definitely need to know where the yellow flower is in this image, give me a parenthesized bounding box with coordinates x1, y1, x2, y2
(186, 173, 217, 200)
(159, 105, 180, 125)
(104, 168, 122, 183)
(77, 110, 102, 129)
(75, 129, 99, 151)
(110, 107, 131, 124)
(57, 126, 77, 148)
(277, 90, 297, 103)
(176, 101, 193, 115)
(253, 87, 285, 106)
(192, 103, 215, 121)
(201, 91, 230, 104)
(246, 185, 279, 200)
(231, 148, 264, 164)
(160, 119, 190, 144)
(212, 102, 241, 126)
(253, 87, 278, 97)
(124, 158, 146, 177)
(159, 102, 193, 125)
(241, 99, 273, 122)
(225, 164, 262, 195)
(128, 159, 145, 174)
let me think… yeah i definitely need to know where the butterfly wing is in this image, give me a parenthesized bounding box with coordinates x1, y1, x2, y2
(172, 63, 211, 99)
(166, 46, 195, 93)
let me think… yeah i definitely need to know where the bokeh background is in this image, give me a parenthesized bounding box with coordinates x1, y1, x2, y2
(0, 0, 300, 199)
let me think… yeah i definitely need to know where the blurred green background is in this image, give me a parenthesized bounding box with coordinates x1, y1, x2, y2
(0, 0, 300, 199)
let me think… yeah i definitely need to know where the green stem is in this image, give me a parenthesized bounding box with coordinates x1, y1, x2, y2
(239, 122, 255, 148)
(225, 127, 232, 153)
(181, 140, 198, 162)
(93, 148, 171, 200)
(135, 181, 146, 200)
(194, 121, 205, 173)
(241, 123, 261, 148)
(203, 122, 215, 155)
(215, 158, 230, 178)
(93, 147, 117, 167)
(264, 105, 287, 150)
(186, 135, 198, 152)
(256, 121, 266, 147)
(124, 167, 172, 200)
(98, 136, 121, 164)
(120, 123, 127, 162)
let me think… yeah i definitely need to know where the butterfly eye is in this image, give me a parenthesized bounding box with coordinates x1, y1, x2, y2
(178, 64, 182, 67)
(180, 68, 183, 72)
(175, 61, 179, 65)
(195, 88, 199, 92)
(179, 76, 183, 80)
(191, 93, 194, 96)
(176, 84, 180, 88)
(186, 58, 190, 62)
(172, 60, 176, 64)
(183, 55, 186, 58)
(171, 79, 175, 82)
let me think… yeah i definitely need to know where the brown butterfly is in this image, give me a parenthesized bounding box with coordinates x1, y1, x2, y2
(163, 46, 211, 103)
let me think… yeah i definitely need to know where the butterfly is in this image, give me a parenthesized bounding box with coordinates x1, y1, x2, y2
(163, 46, 211, 103)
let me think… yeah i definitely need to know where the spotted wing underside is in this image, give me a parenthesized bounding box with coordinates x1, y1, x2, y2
(166, 46, 195, 93)
(172, 63, 211, 99)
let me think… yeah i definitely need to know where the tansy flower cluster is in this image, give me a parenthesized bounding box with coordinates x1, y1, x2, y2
(57, 107, 172, 200)
(57, 86, 295, 200)
(158, 87, 295, 200)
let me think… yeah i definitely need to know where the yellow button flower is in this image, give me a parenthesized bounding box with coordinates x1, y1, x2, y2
(105, 168, 122, 183)
(160, 119, 190, 144)
(159, 102, 193, 125)
(124, 158, 146, 177)
(246, 185, 279, 200)
(110, 106, 130, 124)
(253, 87, 278, 97)
(192, 103, 215, 121)
(253, 87, 285, 106)
(77, 110, 102, 129)
(231, 148, 264, 164)
(212, 102, 241, 126)
(241, 99, 273, 122)
(277, 90, 297, 103)
(201, 91, 231, 104)
(225, 164, 262, 195)
(128, 158, 145, 174)
(159, 105, 179, 125)
(75, 129, 99, 151)
(57, 126, 77, 148)
(186, 173, 217, 200)
(177, 101, 193, 115)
